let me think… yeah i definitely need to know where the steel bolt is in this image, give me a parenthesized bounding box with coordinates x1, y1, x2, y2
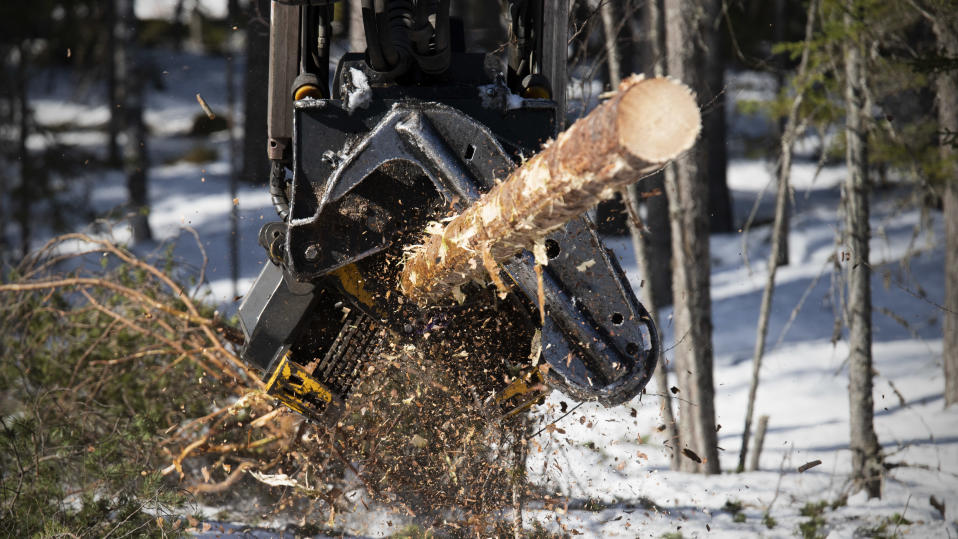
(304, 244, 321, 262)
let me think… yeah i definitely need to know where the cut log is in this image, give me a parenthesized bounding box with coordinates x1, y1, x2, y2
(399, 75, 701, 303)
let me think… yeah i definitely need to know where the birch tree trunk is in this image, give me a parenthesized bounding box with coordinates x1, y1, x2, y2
(843, 2, 882, 498)
(930, 10, 958, 407)
(748, 414, 769, 472)
(599, 1, 624, 89)
(737, 0, 817, 473)
(772, 0, 789, 266)
(944, 135, 958, 409)
(664, 0, 720, 475)
(637, 0, 674, 311)
(348, 0, 366, 54)
(603, 0, 679, 469)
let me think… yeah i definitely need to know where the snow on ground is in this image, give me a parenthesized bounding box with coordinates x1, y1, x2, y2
(16, 50, 958, 537)
(524, 166, 955, 536)
(135, 0, 229, 20)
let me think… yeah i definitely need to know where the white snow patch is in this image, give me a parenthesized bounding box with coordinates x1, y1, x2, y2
(507, 92, 525, 110)
(345, 67, 372, 112)
(478, 83, 529, 110)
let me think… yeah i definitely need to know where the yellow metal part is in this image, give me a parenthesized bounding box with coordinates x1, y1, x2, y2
(496, 368, 547, 418)
(521, 86, 551, 99)
(293, 84, 323, 101)
(329, 263, 377, 310)
(265, 351, 335, 419)
(499, 375, 533, 402)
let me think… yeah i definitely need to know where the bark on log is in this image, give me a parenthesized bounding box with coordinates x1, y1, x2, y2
(399, 75, 701, 303)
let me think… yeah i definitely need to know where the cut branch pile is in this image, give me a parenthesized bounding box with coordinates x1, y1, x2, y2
(0, 233, 302, 533)
(0, 233, 532, 531)
(400, 75, 701, 303)
(0, 234, 248, 380)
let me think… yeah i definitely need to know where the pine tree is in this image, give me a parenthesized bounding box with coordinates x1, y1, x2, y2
(771, 0, 956, 495)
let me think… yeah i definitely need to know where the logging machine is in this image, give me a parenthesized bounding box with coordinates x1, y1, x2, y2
(238, 0, 659, 424)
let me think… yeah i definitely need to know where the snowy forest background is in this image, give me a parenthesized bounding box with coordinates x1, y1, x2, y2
(1, 0, 957, 537)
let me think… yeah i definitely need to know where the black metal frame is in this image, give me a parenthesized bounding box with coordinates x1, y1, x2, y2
(240, 1, 655, 414)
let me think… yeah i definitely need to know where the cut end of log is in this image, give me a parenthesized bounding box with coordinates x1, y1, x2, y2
(400, 75, 702, 304)
(616, 77, 701, 165)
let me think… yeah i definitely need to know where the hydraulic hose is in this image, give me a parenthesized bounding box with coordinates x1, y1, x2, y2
(269, 160, 290, 221)
(316, 4, 333, 95)
(382, 0, 413, 71)
(361, 0, 389, 71)
(361, 0, 415, 78)
(411, 0, 450, 74)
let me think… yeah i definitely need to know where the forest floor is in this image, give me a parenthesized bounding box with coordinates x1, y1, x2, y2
(13, 52, 958, 538)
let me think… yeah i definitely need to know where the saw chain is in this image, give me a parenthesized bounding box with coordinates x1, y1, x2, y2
(264, 306, 383, 425)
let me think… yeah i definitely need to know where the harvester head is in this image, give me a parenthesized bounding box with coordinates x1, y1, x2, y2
(238, 0, 658, 425)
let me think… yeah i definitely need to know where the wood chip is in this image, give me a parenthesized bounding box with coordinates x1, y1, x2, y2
(681, 448, 702, 463)
(930, 495, 945, 517)
(196, 93, 215, 119)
